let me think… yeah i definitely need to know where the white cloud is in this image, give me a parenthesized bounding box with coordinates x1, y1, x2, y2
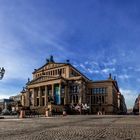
(79, 62, 100, 74)
(118, 74, 131, 80)
(120, 88, 137, 109)
(0, 94, 11, 99)
(87, 68, 94, 74)
(84, 61, 89, 65)
(103, 59, 117, 67)
(80, 64, 86, 70)
(93, 70, 100, 74)
(101, 68, 116, 74)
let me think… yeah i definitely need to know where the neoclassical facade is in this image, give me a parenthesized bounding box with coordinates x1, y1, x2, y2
(21, 56, 127, 115)
(87, 76, 127, 114)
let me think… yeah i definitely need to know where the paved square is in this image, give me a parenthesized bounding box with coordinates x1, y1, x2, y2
(0, 115, 140, 140)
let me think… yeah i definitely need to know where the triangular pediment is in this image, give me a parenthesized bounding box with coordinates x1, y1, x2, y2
(28, 75, 65, 85)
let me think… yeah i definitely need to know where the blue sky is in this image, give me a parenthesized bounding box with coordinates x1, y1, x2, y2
(0, 0, 140, 108)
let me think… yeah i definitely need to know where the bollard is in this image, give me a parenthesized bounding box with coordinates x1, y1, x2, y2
(63, 110, 67, 116)
(19, 110, 25, 118)
(46, 110, 52, 117)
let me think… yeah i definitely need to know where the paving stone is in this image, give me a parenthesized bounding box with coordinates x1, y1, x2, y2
(0, 115, 140, 140)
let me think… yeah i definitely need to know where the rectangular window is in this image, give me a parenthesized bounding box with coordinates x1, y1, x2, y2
(102, 96, 105, 104)
(93, 88, 96, 94)
(42, 98, 45, 106)
(73, 95, 75, 103)
(90, 89, 92, 94)
(96, 88, 99, 94)
(91, 96, 93, 104)
(42, 89, 45, 96)
(36, 90, 39, 97)
(99, 88, 102, 94)
(102, 88, 105, 94)
(76, 95, 78, 103)
(96, 96, 98, 104)
(70, 95, 72, 103)
(48, 89, 52, 96)
(37, 98, 39, 106)
(93, 96, 95, 104)
(74, 86, 76, 93)
(61, 97, 64, 105)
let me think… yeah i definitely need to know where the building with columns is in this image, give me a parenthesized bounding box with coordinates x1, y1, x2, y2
(20, 56, 127, 115)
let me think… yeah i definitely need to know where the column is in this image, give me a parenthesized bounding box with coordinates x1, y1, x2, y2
(26, 90, 30, 107)
(39, 87, 42, 106)
(64, 85, 68, 105)
(79, 83, 82, 104)
(59, 83, 61, 105)
(82, 84, 86, 104)
(45, 85, 48, 106)
(34, 88, 37, 107)
(21, 94, 25, 106)
(67, 83, 70, 104)
(89, 95, 92, 114)
(52, 84, 54, 98)
(32, 88, 35, 107)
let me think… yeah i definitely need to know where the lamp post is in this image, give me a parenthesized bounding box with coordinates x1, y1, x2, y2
(0, 67, 5, 80)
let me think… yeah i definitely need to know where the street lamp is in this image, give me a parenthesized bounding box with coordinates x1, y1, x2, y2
(0, 67, 5, 80)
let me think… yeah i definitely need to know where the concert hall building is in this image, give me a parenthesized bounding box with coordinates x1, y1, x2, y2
(20, 56, 127, 115)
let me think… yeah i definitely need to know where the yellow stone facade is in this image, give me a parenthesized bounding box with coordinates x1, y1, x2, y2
(21, 56, 127, 115)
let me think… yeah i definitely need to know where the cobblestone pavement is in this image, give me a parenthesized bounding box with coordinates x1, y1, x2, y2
(0, 115, 140, 140)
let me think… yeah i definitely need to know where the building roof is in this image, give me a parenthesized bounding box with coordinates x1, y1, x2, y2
(32, 56, 91, 82)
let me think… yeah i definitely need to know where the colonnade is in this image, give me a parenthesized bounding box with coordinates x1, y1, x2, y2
(30, 83, 68, 107)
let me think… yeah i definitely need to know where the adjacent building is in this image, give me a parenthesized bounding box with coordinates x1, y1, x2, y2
(133, 94, 140, 114)
(20, 56, 127, 115)
(0, 99, 14, 112)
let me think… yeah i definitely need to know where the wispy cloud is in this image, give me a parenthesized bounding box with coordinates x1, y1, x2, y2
(103, 59, 117, 67)
(101, 68, 116, 74)
(118, 74, 131, 80)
